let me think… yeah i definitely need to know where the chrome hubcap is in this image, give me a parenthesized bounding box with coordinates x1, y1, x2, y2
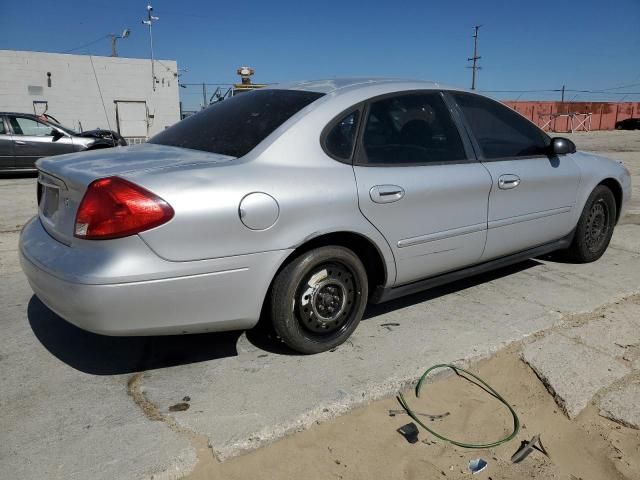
(297, 263, 356, 334)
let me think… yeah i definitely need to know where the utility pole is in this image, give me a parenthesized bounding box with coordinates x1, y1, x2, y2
(111, 36, 118, 57)
(142, 5, 159, 91)
(467, 25, 482, 90)
(109, 29, 130, 57)
(202, 83, 207, 109)
(561, 84, 565, 103)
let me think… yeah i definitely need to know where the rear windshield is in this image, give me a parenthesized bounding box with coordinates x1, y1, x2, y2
(149, 89, 324, 157)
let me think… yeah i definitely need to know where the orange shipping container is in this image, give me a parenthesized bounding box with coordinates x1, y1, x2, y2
(502, 101, 640, 131)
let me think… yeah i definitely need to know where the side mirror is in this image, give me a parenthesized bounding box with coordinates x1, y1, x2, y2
(51, 129, 64, 142)
(550, 137, 576, 155)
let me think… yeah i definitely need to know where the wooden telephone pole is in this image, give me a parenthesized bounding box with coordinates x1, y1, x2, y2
(468, 25, 482, 90)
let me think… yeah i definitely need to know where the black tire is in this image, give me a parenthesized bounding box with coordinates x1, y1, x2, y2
(566, 185, 617, 263)
(270, 246, 368, 354)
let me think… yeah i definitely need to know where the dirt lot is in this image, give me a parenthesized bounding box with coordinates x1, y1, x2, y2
(187, 295, 640, 480)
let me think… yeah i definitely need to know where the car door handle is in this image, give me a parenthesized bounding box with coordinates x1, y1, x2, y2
(498, 174, 521, 190)
(370, 185, 405, 204)
(14, 140, 27, 146)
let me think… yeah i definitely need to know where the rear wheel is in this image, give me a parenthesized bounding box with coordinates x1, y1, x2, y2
(566, 185, 616, 263)
(270, 246, 368, 354)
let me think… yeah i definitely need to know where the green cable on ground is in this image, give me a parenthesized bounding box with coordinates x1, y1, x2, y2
(397, 363, 520, 449)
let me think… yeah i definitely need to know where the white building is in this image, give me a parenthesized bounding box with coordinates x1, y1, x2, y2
(0, 50, 180, 143)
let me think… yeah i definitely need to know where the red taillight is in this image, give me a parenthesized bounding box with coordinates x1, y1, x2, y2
(74, 177, 174, 240)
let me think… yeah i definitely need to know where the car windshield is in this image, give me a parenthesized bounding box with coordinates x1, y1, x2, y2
(149, 89, 324, 157)
(44, 116, 77, 135)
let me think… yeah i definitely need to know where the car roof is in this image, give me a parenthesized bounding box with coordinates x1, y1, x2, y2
(265, 77, 467, 95)
(0, 112, 40, 117)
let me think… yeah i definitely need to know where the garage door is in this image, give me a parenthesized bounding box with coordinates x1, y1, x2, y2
(116, 101, 148, 142)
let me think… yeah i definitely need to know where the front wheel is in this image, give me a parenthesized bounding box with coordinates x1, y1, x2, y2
(270, 246, 368, 354)
(566, 185, 617, 263)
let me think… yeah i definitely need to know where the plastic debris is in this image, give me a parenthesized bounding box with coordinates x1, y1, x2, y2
(388, 409, 450, 420)
(511, 434, 548, 463)
(468, 458, 488, 474)
(397, 422, 419, 444)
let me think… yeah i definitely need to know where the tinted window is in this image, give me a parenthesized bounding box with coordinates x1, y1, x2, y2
(452, 93, 549, 159)
(361, 93, 466, 165)
(0, 118, 5, 135)
(325, 110, 359, 160)
(150, 89, 324, 157)
(10, 116, 54, 136)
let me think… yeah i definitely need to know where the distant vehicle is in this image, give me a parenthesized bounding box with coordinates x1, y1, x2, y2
(0, 112, 126, 172)
(615, 118, 640, 130)
(20, 79, 631, 354)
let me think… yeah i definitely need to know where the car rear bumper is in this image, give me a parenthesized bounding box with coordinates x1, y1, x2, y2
(19, 217, 292, 335)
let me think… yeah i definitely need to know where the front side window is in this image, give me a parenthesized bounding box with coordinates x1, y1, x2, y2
(360, 92, 466, 165)
(325, 110, 360, 160)
(451, 92, 549, 159)
(150, 89, 324, 158)
(0, 117, 6, 135)
(10, 116, 54, 136)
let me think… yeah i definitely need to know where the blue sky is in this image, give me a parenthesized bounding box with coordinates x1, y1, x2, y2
(1, 0, 639, 109)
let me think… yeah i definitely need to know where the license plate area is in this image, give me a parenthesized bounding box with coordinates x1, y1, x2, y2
(37, 172, 66, 222)
(41, 186, 60, 219)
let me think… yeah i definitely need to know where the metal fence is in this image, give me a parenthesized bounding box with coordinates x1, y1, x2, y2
(503, 101, 640, 132)
(179, 83, 234, 118)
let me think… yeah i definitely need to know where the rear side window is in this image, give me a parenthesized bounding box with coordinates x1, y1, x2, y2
(360, 92, 466, 165)
(150, 89, 324, 157)
(0, 117, 5, 135)
(451, 92, 549, 159)
(324, 110, 360, 161)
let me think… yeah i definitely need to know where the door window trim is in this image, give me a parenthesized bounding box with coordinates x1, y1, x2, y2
(443, 90, 554, 162)
(353, 90, 478, 168)
(0, 115, 9, 136)
(320, 103, 364, 165)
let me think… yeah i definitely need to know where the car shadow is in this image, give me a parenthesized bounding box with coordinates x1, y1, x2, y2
(363, 259, 541, 320)
(247, 259, 543, 355)
(27, 296, 241, 375)
(28, 259, 544, 367)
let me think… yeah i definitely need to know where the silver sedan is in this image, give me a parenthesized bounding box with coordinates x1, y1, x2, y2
(19, 79, 632, 353)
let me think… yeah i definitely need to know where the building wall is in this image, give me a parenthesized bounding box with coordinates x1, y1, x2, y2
(503, 101, 640, 131)
(0, 50, 180, 139)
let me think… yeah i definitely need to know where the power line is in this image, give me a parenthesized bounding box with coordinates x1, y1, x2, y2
(62, 35, 109, 54)
(180, 83, 235, 86)
(479, 89, 562, 93)
(88, 55, 113, 132)
(567, 88, 640, 95)
(600, 81, 640, 91)
(155, 59, 177, 74)
(480, 88, 640, 96)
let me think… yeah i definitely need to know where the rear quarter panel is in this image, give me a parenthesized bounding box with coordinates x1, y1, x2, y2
(129, 96, 398, 286)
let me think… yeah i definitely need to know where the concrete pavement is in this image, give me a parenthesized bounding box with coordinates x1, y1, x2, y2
(522, 292, 640, 420)
(1, 132, 639, 478)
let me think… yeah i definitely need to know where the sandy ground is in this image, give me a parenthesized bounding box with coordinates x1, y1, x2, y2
(186, 299, 640, 480)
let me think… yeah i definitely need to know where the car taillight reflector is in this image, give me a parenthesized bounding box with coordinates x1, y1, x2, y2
(74, 177, 174, 240)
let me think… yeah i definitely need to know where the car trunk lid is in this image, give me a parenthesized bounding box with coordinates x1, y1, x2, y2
(36, 144, 235, 245)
